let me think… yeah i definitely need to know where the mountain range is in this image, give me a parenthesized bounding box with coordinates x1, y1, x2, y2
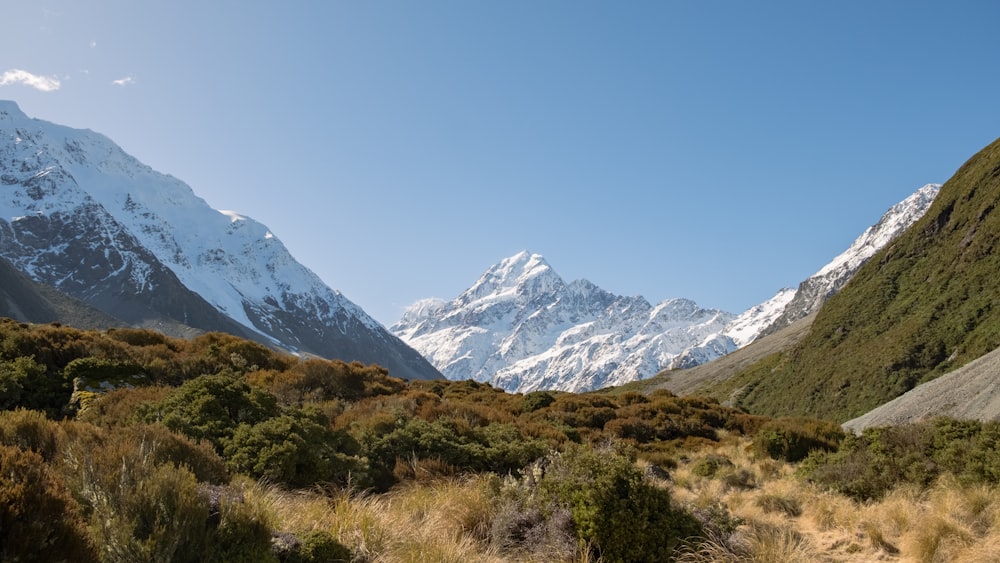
(0, 100, 440, 381)
(5, 99, 989, 424)
(391, 183, 939, 393)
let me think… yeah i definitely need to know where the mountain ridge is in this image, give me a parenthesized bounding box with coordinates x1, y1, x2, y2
(0, 100, 441, 380)
(393, 184, 939, 393)
(725, 135, 1000, 422)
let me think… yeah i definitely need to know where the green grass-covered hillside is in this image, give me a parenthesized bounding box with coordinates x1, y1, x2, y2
(723, 135, 1000, 422)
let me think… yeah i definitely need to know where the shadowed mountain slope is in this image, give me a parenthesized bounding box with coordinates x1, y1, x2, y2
(0, 255, 124, 329)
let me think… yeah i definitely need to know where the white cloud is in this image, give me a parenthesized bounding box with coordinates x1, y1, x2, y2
(112, 76, 135, 86)
(0, 69, 61, 92)
(89, 40, 97, 48)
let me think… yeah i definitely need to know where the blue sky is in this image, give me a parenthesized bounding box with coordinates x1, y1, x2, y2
(3, 1, 999, 326)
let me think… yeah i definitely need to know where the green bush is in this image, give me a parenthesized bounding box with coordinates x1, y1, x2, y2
(800, 417, 1000, 501)
(283, 530, 352, 563)
(752, 417, 844, 462)
(224, 408, 363, 488)
(124, 424, 230, 484)
(690, 453, 734, 477)
(64, 435, 212, 563)
(0, 357, 28, 409)
(536, 444, 701, 563)
(520, 391, 556, 413)
(64, 357, 148, 414)
(202, 484, 277, 563)
(354, 415, 546, 489)
(0, 445, 97, 562)
(0, 355, 67, 415)
(145, 372, 279, 449)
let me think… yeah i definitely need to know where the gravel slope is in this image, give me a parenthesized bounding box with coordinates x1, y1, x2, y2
(844, 346, 1000, 432)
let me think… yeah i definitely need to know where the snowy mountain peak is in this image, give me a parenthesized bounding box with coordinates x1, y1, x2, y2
(398, 297, 449, 324)
(749, 183, 941, 338)
(816, 183, 941, 278)
(0, 101, 441, 380)
(462, 251, 560, 302)
(392, 253, 735, 392)
(393, 184, 941, 392)
(0, 100, 28, 120)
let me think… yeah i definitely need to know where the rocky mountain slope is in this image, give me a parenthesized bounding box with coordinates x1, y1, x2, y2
(725, 135, 1000, 422)
(842, 343, 1000, 432)
(0, 101, 440, 380)
(0, 254, 123, 329)
(393, 184, 939, 393)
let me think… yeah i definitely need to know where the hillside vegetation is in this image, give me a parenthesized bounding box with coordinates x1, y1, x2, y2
(720, 136, 1000, 422)
(4, 319, 1000, 560)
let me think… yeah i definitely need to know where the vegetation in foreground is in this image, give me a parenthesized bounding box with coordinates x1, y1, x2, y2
(2, 319, 1000, 561)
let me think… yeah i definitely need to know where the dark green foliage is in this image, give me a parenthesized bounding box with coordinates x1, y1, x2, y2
(801, 417, 1000, 501)
(354, 414, 546, 489)
(690, 453, 735, 477)
(202, 488, 277, 563)
(282, 530, 352, 563)
(63, 356, 146, 385)
(0, 445, 97, 562)
(536, 444, 702, 563)
(520, 391, 556, 412)
(224, 408, 362, 488)
(729, 136, 1000, 421)
(65, 356, 149, 414)
(0, 357, 28, 409)
(0, 355, 67, 416)
(752, 417, 844, 462)
(147, 372, 280, 447)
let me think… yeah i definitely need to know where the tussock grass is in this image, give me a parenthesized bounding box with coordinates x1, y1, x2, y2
(295, 434, 990, 563)
(671, 437, 1000, 563)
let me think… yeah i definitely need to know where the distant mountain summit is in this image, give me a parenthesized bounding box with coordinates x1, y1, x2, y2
(0, 100, 440, 380)
(395, 184, 940, 393)
(392, 251, 734, 392)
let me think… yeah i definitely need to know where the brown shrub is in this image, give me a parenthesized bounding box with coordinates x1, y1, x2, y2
(0, 445, 96, 562)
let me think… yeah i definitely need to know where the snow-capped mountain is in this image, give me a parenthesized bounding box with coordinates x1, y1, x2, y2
(391, 251, 734, 393)
(0, 100, 440, 380)
(754, 183, 941, 339)
(392, 184, 940, 393)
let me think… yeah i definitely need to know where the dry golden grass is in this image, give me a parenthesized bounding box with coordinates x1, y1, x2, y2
(240, 435, 1000, 563)
(249, 475, 604, 563)
(669, 437, 1000, 563)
